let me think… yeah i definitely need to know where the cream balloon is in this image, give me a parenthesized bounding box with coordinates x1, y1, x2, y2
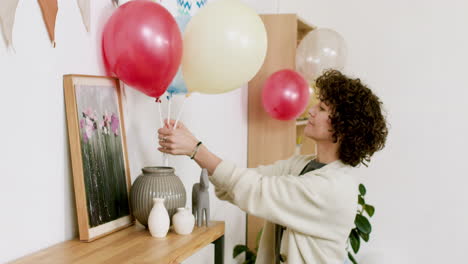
(296, 28, 347, 82)
(182, 0, 267, 94)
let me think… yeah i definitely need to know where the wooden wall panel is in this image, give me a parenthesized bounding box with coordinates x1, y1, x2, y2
(246, 14, 298, 251)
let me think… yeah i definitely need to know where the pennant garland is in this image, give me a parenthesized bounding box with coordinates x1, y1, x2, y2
(77, 0, 90, 32)
(195, 0, 207, 9)
(0, 0, 199, 50)
(177, 0, 192, 16)
(37, 0, 58, 47)
(176, 0, 207, 16)
(0, 0, 20, 48)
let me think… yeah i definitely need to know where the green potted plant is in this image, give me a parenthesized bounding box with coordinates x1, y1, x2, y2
(233, 228, 262, 264)
(347, 184, 375, 264)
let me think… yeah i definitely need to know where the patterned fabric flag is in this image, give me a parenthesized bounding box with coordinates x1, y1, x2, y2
(38, 0, 58, 47)
(0, 0, 20, 48)
(166, 0, 208, 96)
(77, 0, 90, 32)
(177, 0, 192, 15)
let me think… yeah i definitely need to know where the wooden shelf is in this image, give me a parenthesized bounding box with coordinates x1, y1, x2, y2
(297, 16, 315, 45)
(11, 221, 225, 264)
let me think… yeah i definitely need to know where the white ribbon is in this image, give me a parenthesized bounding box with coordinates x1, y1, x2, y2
(0, 0, 20, 48)
(77, 0, 90, 32)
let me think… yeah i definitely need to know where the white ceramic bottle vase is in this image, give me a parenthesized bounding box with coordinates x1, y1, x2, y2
(148, 198, 170, 238)
(172, 207, 195, 235)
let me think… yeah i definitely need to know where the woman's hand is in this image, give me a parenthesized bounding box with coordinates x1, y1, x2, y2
(158, 119, 199, 156)
(158, 119, 222, 174)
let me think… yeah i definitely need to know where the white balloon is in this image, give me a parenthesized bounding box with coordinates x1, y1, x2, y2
(182, 0, 267, 94)
(296, 28, 347, 81)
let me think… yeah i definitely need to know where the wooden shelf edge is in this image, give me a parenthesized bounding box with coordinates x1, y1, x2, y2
(10, 221, 225, 264)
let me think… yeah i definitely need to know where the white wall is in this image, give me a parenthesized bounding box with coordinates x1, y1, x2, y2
(0, 0, 255, 263)
(280, 0, 468, 263)
(2, 0, 466, 263)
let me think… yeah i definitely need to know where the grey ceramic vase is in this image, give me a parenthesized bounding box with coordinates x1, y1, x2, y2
(130, 167, 186, 227)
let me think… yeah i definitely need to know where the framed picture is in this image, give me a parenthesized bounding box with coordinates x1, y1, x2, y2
(64, 75, 133, 242)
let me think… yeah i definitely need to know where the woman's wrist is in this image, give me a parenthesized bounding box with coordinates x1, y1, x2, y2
(190, 141, 203, 159)
(192, 145, 222, 175)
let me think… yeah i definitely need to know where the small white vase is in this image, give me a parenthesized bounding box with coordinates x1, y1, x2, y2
(172, 207, 195, 235)
(148, 198, 170, 238)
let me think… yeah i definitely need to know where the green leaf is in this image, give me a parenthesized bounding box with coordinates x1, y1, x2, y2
(359, 184, 366, 196)
(255, 228, 263, 251)
(355, 214, 372, 234)
(245, 250, 257, 263)
(358, 196, 365, 205)
(244, 257, 256, 264)
(364, 204, 375, 217)
(350, 229, 360, 253)
(358, 229, 370, 242)
(348, 251, 358, 264)
(233, 245, 249, 258)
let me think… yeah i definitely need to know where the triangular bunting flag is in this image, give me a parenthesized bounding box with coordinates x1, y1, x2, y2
(0, 0, 20, 48)
(37, 0, 58, 47)
(77, 0, 90, 32)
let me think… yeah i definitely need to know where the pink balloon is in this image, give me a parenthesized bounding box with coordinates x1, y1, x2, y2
(262, 69, 310, 121)
(102, 0, 182, 98)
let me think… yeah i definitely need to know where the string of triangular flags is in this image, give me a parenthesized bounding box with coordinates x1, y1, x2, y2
(0, 0, 117, 49)
(0, 0, 20, 49)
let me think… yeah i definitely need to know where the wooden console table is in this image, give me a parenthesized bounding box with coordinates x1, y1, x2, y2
(11, 221, 225, 264)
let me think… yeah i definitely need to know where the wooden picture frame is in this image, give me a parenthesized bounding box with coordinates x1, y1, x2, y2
(64, 75, 133, 242)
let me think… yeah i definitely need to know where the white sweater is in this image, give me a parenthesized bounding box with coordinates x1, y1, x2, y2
(210, 155, 358, 264)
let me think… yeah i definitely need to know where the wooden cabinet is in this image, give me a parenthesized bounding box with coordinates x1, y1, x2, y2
(246, 14, 315, 250)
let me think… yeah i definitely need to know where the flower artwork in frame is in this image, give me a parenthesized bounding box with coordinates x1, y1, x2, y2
(64, 75, 133, 241)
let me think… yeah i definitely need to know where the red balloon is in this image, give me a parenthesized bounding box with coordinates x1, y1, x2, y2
(262, 69, 310, 121)
(102, 0, 182, 98)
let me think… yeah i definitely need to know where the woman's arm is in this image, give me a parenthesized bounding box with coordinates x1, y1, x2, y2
(158, 120, 352, 236)
(209, 161, 356, 237)
(157, 119, 221, 175)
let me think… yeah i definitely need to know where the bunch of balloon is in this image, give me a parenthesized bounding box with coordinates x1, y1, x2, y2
(182, 0, 267, 95)
(102, 0, 182, 99)
(262, 70, 311, 121)
(152, 0, 210, 167)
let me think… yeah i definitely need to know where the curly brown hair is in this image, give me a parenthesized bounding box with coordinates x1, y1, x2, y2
(315, 70, 388, 167)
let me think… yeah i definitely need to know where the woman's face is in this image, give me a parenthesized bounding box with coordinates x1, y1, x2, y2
(304, 100, 335, 142)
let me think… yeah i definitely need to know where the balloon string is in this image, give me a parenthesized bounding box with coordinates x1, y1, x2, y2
(163, 96, 172, 166)
(167, 96, 172, 128)
(173, 97, 186, 130)
(157, 99, 164, 128)
(157, 99, 169, 166)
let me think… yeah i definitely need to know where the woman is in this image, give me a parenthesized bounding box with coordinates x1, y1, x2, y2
(158, 70, 388, 264)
